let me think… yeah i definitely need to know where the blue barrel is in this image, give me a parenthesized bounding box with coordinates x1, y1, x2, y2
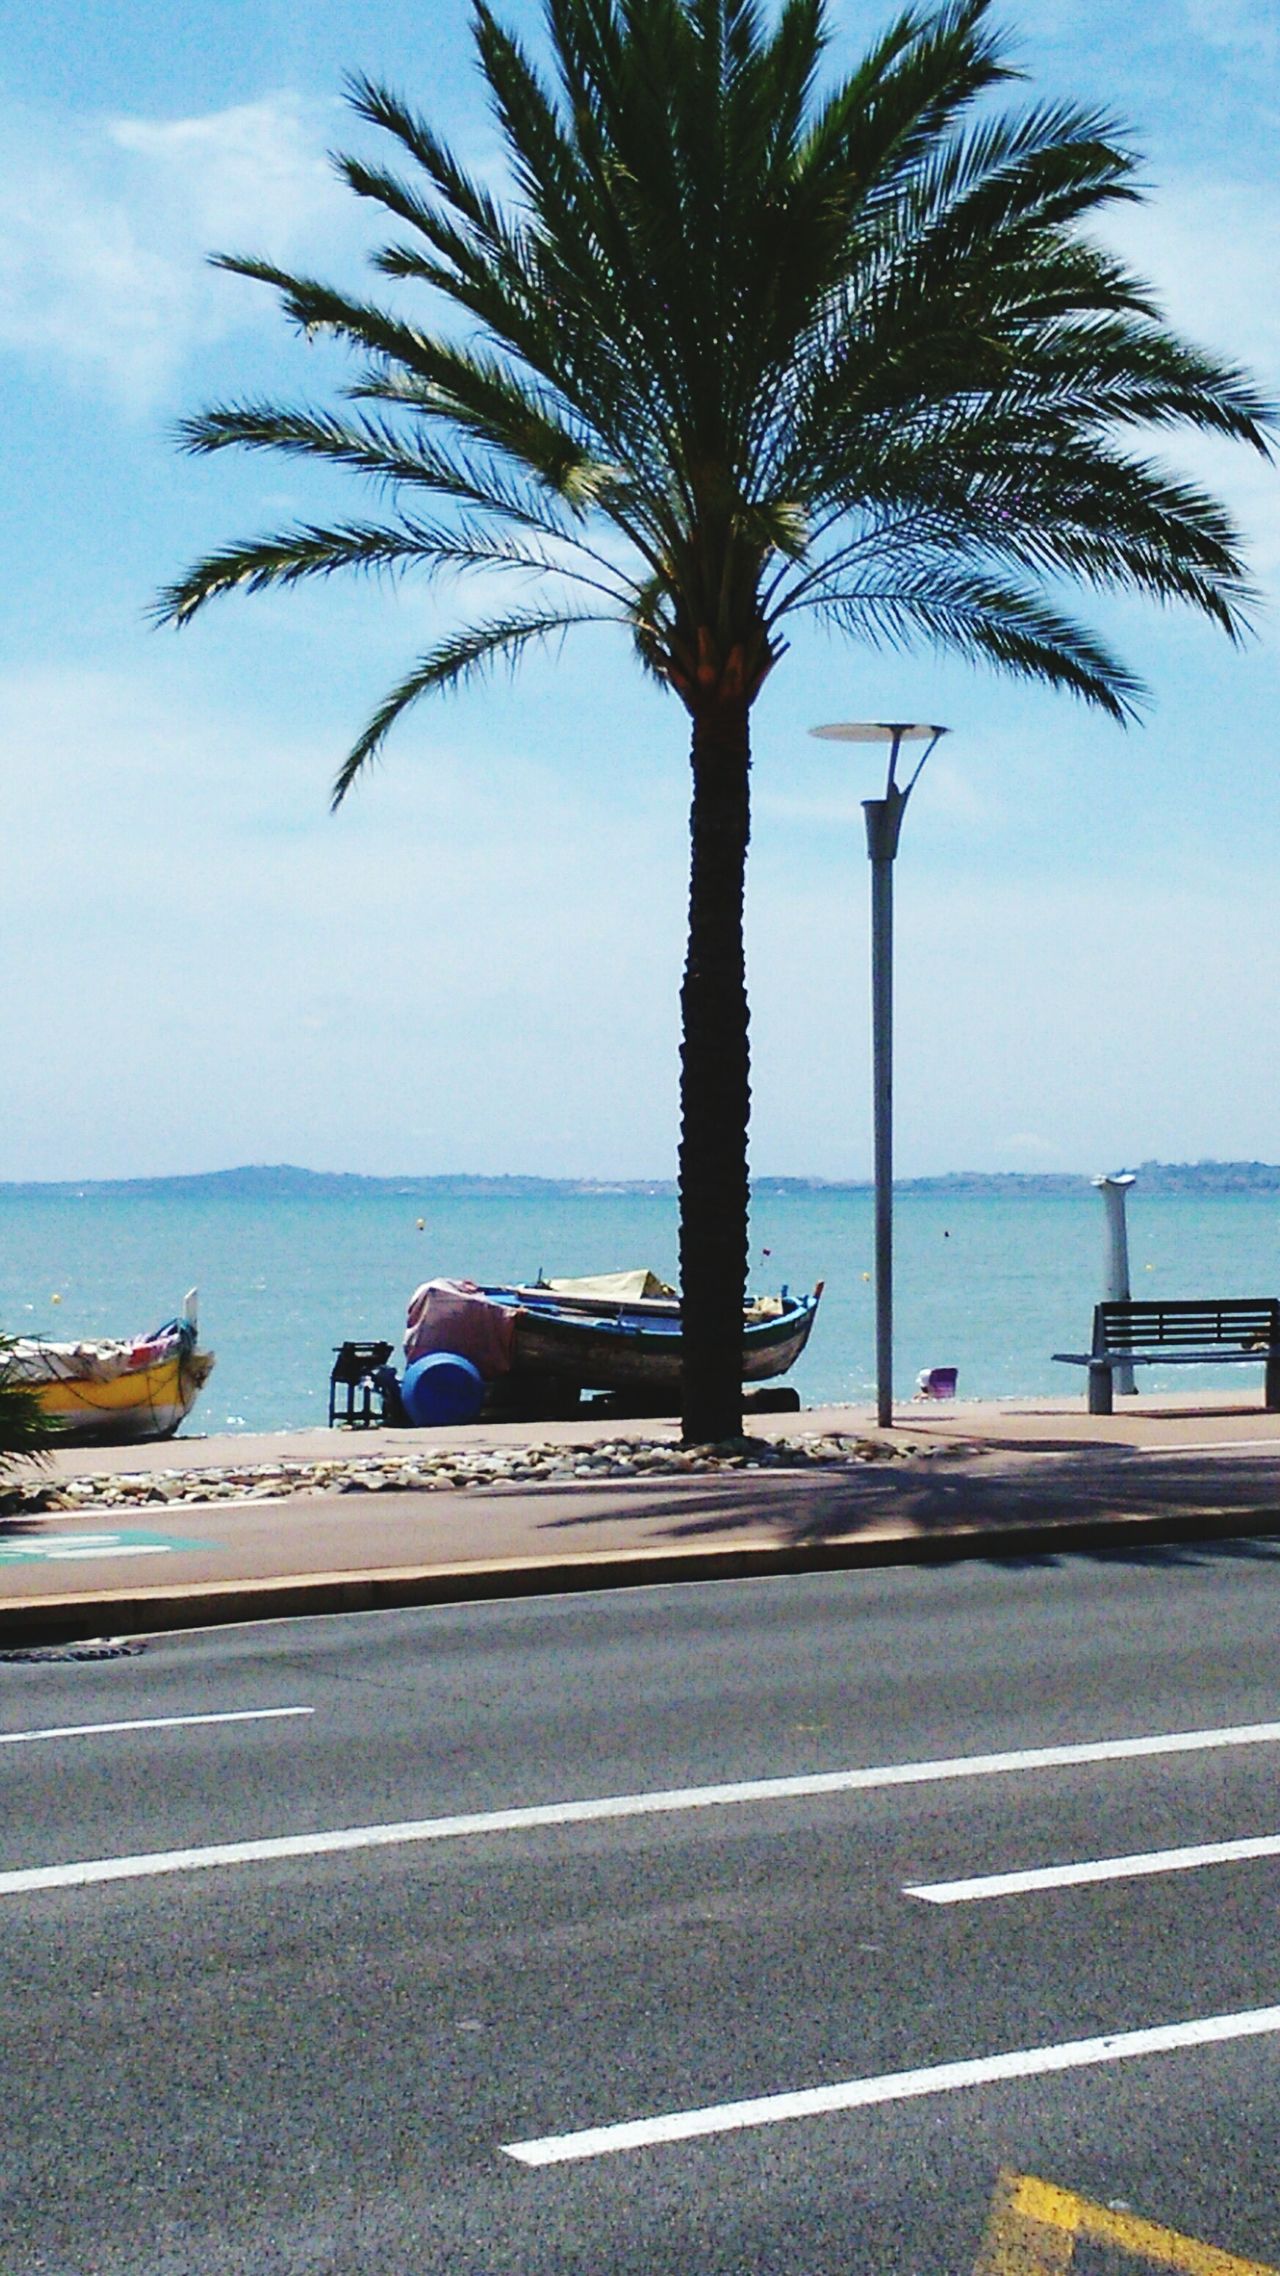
(400, 1351, 486, 1426)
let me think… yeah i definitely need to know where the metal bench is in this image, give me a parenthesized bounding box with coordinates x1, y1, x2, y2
(1054, 1297, 1280, 1415)
(328, 1340, 395, 1428)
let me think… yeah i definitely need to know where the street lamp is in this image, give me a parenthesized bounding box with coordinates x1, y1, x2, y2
(810, 720, 949, 1426)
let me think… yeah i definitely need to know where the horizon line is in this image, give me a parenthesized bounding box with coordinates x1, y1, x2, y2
(2, 1158, 1279, 1194)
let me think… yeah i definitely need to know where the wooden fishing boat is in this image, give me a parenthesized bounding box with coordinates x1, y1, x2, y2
(0, 1292, 215, 1444)
(480, 1275, 822, 1398)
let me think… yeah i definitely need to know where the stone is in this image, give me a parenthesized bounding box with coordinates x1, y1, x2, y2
(44, 1413, 926, 1511)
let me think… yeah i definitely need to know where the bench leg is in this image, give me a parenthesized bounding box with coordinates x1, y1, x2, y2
(1267, 1358, 1280, 1413)
(1088, 1364, 1114, 1416)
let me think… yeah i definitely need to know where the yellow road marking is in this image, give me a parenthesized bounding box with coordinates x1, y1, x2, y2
(975, 2169, 1279, 2275)
(974, 2169, 1075, 2273)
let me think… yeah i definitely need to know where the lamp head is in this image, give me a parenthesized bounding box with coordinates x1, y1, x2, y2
(808, 722, 946, 743)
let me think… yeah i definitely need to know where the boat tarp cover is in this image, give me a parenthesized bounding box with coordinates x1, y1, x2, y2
(405, 1280, 517, 1379)
(544, 1269, 675, 1300)
(1, 1322, 190, 1387)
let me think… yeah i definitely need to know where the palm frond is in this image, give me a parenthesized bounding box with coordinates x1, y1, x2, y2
(811, 564, 1145, 720)
(330, 606, 617, 805)
(176, 404, 569, 528)
(344, 72, 513, 246)
(996, 318, 1273, 449)
(155, 507, 636, 626)
(156, 521, 418, 622)
(0, 1342, 55, 1473)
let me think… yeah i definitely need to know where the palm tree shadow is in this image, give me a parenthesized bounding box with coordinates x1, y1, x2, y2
(534, 1449, 1280, 1555)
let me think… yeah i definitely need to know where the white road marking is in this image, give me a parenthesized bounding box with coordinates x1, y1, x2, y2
(14, 1533, 118, 1547)
(2, 1718, 1279, 1898)
(1143, 1439, 1280, 1457)
(30, 1543, 173, 1561)
(907, 1830, 1280, 1904)
(0, 1707, 314, 1749)
(501, 2003, 1280, 2165)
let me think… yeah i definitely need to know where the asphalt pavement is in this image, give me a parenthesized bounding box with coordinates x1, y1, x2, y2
(4, 1552, 1280, 2273)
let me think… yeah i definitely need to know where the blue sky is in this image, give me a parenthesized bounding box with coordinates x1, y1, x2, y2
(2, 0, 1278, 1182)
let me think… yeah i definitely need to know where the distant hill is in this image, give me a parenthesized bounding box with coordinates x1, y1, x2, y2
(3, 1160, 1280, 1200)
(893, 1160, 1280, 1198)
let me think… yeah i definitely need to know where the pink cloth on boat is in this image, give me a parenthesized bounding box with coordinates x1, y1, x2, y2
(404, 1279, 516, 1379)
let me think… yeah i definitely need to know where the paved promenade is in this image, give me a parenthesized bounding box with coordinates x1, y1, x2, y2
(3, 1392, 1279, 1644)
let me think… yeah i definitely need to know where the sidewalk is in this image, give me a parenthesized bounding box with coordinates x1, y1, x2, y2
(3, 1394, 1279, 1646)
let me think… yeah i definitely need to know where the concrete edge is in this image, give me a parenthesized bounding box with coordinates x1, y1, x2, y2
(3, 1501, 1279, 1648)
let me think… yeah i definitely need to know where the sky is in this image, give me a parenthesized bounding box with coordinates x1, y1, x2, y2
(2, 0, 1278, 1183)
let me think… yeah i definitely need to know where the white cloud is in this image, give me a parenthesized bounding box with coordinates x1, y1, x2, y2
(0, 94, 354, 410)
(108, 103, 340, 248)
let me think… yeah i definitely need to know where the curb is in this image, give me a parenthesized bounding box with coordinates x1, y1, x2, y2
(2, 1500, 1279, 1648)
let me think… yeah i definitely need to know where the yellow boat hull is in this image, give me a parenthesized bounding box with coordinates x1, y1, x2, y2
(33, 1350, 215, 1444)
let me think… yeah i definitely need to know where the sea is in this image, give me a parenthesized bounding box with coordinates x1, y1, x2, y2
(3, 1186, 1280, 1435)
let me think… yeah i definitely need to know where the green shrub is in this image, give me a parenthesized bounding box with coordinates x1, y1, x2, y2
(0, 1337, 57, 1474)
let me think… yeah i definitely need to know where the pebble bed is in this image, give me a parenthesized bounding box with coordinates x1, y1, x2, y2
(13, 1431, 969, 1514)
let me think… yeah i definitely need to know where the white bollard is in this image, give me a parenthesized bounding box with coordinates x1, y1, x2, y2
(1093, 1174, 1136, 1397)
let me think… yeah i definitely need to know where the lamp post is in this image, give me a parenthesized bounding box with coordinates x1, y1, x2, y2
(810, 720, 949, 1426)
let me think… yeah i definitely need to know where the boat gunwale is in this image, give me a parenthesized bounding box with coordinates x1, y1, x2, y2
(484, 1287, 820, 1333)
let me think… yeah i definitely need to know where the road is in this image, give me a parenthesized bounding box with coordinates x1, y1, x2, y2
(4, 1542, 1280, 2273)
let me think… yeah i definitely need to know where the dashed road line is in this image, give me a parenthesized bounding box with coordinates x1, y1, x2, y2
(0, 1707, 314, 1749)
(2, 1718, 1278, 1897)
(1142, 1440, 1280, 1458)
(908, 1829, 1280, 1904)
(501, 2003, 1280, 2165)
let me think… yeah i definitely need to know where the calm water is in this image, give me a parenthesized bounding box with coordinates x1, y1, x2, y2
(3, 1187, 1279, 1434)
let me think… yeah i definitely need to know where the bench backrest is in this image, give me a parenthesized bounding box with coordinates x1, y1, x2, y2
(1094, 1298, 1280, 1354)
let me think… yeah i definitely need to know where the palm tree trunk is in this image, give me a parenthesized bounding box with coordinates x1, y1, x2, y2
(678, 694, 751, 1444)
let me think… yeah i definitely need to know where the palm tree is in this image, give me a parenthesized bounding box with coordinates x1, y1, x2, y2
(159, 0, 1271, 1444)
